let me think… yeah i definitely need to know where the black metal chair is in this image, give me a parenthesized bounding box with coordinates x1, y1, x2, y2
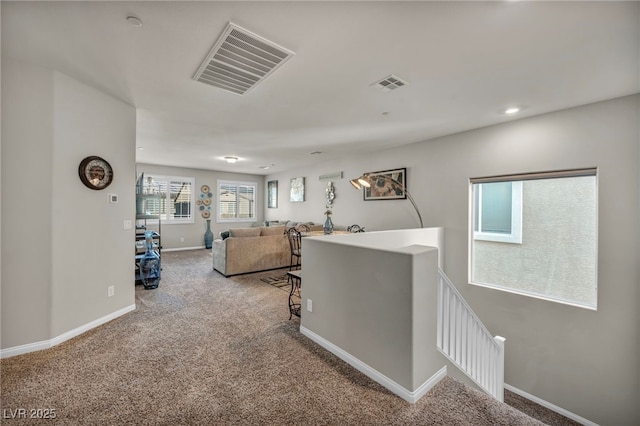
(285, 227, 303, 270)
(286, 269, 302, 319)
(347, 224, 366, 233)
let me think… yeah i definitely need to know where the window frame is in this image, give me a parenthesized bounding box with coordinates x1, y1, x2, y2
(141, 174, 195, 225)
(468, 168, 598, 310)
(217, 180, 258, 223)
(473, 181, 523, 244)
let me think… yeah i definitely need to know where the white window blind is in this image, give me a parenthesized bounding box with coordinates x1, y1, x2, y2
(141, 175, 195, 224)
(218, 180, 257, 222)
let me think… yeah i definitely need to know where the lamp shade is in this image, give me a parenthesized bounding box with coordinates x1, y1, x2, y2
(358, 177, 371, 188)
(350, 175, 373, 189)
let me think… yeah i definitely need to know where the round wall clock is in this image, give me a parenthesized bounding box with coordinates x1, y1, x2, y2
(78, 156, 114, 190)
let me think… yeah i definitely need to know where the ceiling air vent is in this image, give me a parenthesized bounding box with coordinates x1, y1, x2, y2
(193, 23, 295, 95)
(371, 74, 409, 92)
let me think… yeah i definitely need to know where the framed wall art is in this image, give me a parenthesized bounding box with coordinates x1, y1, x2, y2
(267, 180, 278, 208)
(363, 168, 407, 201)
(290, 177, 305, 202)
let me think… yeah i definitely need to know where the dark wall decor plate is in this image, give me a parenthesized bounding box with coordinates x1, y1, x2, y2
(78, 156, 113, 190)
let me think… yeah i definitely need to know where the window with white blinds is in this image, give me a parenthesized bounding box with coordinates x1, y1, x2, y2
(142, 175, 195, 224)
(217, 180, 257, 222)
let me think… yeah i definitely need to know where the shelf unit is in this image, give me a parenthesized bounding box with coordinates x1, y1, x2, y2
(134, 215, 161, 288)
(135, 173, 162, 288)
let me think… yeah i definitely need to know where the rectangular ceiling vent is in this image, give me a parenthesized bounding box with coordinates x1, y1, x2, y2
(371, 74, 409, 92)
(193, 22, 295, 96)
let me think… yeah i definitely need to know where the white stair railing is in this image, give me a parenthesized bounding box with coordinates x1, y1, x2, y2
(436, 268, 506, 401)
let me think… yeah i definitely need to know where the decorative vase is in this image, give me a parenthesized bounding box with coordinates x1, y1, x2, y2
(323, 215, 334, 235)
(139, 230, 160, 289)
(204, 219, 213, 249)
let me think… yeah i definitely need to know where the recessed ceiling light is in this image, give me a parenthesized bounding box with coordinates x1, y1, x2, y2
(126, 16, 143, 27)
(310, 151, 322, 155)
(224, 156, 239, 164)
(259, 165, 271, 170)
(504, 107, 520, 115)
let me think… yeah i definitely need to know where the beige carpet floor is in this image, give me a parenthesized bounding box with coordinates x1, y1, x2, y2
(1, 249, 580, 425)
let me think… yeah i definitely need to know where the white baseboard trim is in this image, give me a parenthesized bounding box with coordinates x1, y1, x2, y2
(300, 325, 447, 404)
(162, 246, 206, 252)
(0, 304, 136, 359)
(504, 383, 598, 426)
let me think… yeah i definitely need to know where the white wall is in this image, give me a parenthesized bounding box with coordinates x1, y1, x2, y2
(1, 60, 136, 350)
(135, 164, 265, 249)
(1, 60, 54, 347)
(50, 72, 136, 337)
(265, 167, 423, 231)
(265, 95, 640, 425)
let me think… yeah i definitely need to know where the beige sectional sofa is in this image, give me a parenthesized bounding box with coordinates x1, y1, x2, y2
(212, 226, 291, 276)
(213, 222, 330, 276)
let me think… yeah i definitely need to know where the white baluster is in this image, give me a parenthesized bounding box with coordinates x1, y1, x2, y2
(461, 308, 467, 370)
(456, 296, 461, 361)
(436, 277, 444, 349)
(449, 292, 456, 358)
(494, 336, 506, 402)
(442, 284, 450, 354)
(471, 321, 477, 380)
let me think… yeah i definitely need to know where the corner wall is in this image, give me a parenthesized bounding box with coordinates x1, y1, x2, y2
(1, 60, 54, 347)
(301, 232, 445, 399)
(1, 60, 136, 351)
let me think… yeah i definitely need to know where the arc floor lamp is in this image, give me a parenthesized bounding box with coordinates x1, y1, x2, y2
(350, 173, 424, 228)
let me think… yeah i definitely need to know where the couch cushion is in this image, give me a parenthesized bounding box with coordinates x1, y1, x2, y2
(229, 228, 261, 238)
(260, 225, 286, 236)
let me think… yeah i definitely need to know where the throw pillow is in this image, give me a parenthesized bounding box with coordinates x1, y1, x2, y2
(260, 225, 286, 236)
(220, 230, 230, 240)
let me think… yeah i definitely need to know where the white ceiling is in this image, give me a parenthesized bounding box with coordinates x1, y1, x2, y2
(3, 1, 639, 175)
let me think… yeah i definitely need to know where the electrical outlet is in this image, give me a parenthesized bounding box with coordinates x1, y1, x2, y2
(107, 285, 115, 297)
(123, 220, 132, 230)
(307, 299, 313, 312)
